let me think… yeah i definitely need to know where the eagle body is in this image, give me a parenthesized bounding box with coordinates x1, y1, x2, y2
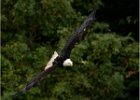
(45, 51, 73, 70)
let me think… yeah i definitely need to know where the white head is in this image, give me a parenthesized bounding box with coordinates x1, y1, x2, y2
(63, 59, 73, 67)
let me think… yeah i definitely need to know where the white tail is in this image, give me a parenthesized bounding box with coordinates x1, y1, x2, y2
(44, 51, 58, 70)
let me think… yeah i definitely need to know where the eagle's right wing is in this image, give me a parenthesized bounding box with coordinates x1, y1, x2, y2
(60, 10, 96, 60)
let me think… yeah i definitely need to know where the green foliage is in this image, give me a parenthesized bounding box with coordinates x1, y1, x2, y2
(1, 0, 139, 100)
(72, 0, 103, 14)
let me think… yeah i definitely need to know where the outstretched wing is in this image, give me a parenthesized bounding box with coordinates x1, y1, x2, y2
(60, 10, 96, 60)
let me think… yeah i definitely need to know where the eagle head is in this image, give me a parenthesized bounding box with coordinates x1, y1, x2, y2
(63, 59, 73, 67)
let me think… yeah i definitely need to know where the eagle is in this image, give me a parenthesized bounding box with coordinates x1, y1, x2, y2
(13, 10, 96, 98)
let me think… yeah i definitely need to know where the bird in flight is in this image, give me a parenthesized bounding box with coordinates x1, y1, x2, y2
(13, 10, 96, 98)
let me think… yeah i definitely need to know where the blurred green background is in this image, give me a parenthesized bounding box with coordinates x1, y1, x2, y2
(1, 0, 139, 100)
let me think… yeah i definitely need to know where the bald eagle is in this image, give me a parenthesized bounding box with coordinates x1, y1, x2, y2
(13, 10, 96, 97)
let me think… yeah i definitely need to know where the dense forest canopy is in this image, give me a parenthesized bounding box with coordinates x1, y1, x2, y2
(1, 0, 139, 100)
